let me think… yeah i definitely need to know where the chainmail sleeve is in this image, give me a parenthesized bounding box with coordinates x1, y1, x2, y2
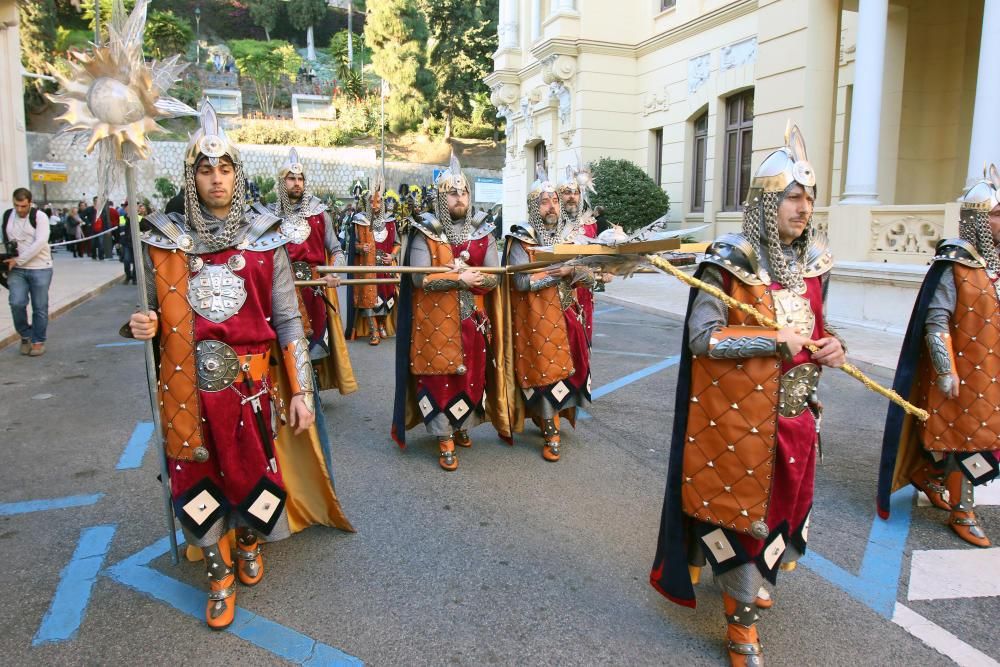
(689, 265, 777, 358)
(270, 247, 306, 346)
(142, 247, 158, 311)
(323, 212, 344, 262)
(925, 264, 956, 334)
(408, 233, 431, 288)
(510, 240, 560, 292)
(477, 235, 500, 290)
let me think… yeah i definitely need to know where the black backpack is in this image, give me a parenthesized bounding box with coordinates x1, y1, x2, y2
(2, 207, 39, 255)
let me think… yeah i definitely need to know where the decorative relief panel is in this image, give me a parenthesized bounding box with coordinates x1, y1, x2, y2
(870, 214, 943, 255)
(688, 54, 711, 94)
(720, 37, 757, 71)
(642, 85, 669, 116)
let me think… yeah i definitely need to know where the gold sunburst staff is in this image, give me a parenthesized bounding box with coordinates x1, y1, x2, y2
(47, 0, 199, 563)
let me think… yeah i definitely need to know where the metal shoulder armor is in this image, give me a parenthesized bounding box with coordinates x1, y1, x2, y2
(701, 233, 765, 285)
(505, 222, 539, 245)
(141, 211, 187, 250)
(470, 215, 496, 240)
(802, 231, 834, 277)
(237, 203, 290, 252)
(932, 238, 987, 269)
(350, 211, 372, 227)
(302, 195, 327, 216)
(410, 213, 448, 243)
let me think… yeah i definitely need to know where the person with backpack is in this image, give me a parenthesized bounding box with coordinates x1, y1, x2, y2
(3, 188, 52, 356)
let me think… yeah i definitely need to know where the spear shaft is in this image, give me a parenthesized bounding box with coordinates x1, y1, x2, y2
(643, 254, 929, 421)
(126, 166, 180, 563)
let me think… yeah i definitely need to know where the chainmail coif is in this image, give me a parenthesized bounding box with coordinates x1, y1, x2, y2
(184, 159, 248, 252)
(435, 188, 473, 245)
(959, 210, 1000, 274)
(742, 183, 815, 294)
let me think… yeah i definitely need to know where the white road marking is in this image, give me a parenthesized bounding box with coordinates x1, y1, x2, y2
(892, 603, 999, 667)
(907, 548, 1000, 601)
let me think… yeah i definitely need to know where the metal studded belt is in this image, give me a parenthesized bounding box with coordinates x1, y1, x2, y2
(196, 340, 270, 392)
(778, 363, 820, 418)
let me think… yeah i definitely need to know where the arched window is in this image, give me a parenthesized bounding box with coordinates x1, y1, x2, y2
(533, 141, 548, 173)
(691, 111, 708, 212)
(723, 89, 754, 211)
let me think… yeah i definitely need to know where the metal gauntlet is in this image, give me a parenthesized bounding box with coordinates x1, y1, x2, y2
(423, 271, 466, 292)
(283, 338, 315, 397)
(571, 266, 598, 289)
(528, 274, 561, 291)
(478, 275, 499, 290)
(707, 327, 778, 359)
(925, 332, 956, 394)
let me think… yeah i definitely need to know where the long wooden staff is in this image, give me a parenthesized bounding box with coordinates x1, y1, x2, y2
(644, 254, 929, 422)
(315, 261, 554, 275)
(296, 278, 400, 286)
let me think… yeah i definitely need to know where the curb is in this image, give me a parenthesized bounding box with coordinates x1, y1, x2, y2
(0, 274, 125, 350)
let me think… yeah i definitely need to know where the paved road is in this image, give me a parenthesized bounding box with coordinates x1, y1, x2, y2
(0, 285, 996, 666)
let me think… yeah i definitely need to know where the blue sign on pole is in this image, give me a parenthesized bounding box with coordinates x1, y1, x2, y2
(432, 168, 445, 182)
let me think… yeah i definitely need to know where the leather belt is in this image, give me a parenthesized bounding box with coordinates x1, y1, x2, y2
(778, 363, 820, 418)
(196, 339, 270, 391)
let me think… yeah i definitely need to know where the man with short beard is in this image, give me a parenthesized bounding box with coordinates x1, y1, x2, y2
(650, 125, 845, 667)
(271, 148, 358, 478)
(878, 166, 1000, 548)
(503, 165, 597, 462)
(392, 155, 510, 471)
(127, 103, 353, 630)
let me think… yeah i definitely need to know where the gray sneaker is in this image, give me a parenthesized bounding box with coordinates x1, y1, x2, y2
(29, 342, 45, 357)
(19, 338, 30, 355)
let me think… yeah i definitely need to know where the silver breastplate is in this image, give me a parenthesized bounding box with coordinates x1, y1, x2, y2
(188, 262, 247, 323)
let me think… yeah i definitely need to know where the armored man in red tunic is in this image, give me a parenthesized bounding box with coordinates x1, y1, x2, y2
(129, 103, 352, 630)
(650, 126, 846, 666)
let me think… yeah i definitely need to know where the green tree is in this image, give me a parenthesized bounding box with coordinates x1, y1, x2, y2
(287, 0, 329, 61)
(365, 0, 435, 133)
(590, 158, 671, 233)
(247, 0, 282, 42)
(79, 0, 136, 42)
(154, 176, 178, 204)
(18, 0, 57, 111)
(417, 0, 497, 139)
(229, 39, 302, 115)
(144, 10, 194, 61)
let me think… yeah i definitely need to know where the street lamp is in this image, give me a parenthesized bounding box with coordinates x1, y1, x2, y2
(194, 5, 201, 65)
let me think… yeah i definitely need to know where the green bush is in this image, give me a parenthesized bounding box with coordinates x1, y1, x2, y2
(153, 176, 177, 202)
(452, 118, 494, 140)
(590, 158, 670, 233)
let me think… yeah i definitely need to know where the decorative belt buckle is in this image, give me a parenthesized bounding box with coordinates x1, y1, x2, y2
(292, 261, 313, 282)
(195, 340, 240, 391)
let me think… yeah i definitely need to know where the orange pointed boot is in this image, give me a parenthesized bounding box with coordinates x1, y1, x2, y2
(235, 529, 264, 587)
(541, 416, 561, 462)
(723, 592, 764, 666)
(438, 437, 458, 471)
(754, 587, 773, 609)
(947, 470, 991, 547)
(911, 463, 950, 511)
(454, 429, 472, 448)
(204, 539, 237, 630)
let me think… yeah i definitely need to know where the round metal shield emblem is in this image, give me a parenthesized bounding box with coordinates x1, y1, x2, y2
(280, 218, 310, 244)
(195, 340, 240, 391)
(750, 520, 770, 540)
(292, 261, 313, 282)
(227, 254, 246, 272)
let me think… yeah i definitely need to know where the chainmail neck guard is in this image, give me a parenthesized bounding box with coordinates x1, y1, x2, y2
(435, 188, 472, 245)
(277, 178, 311, 226)
(959, 209, 1000, 274)
(184, 160, 248, 253)
(528, 193, 567, 246)
(741, 184, 814, 294)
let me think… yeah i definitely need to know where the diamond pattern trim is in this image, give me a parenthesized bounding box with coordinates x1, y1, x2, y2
(410, 237, 464, 375)
(149, 247, 204, 461)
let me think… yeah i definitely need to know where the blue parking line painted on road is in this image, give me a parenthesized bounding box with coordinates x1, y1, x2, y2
(106, 532, 363, 666)
(592, 355, 680, 400)
(578, 354, 681, 419)
(0, 493, 104, 516)
(95, 341, 144, 348)
(116, 421, 154, 470)
(801, 486, 915, 618)
(33, 524, 117, 645)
